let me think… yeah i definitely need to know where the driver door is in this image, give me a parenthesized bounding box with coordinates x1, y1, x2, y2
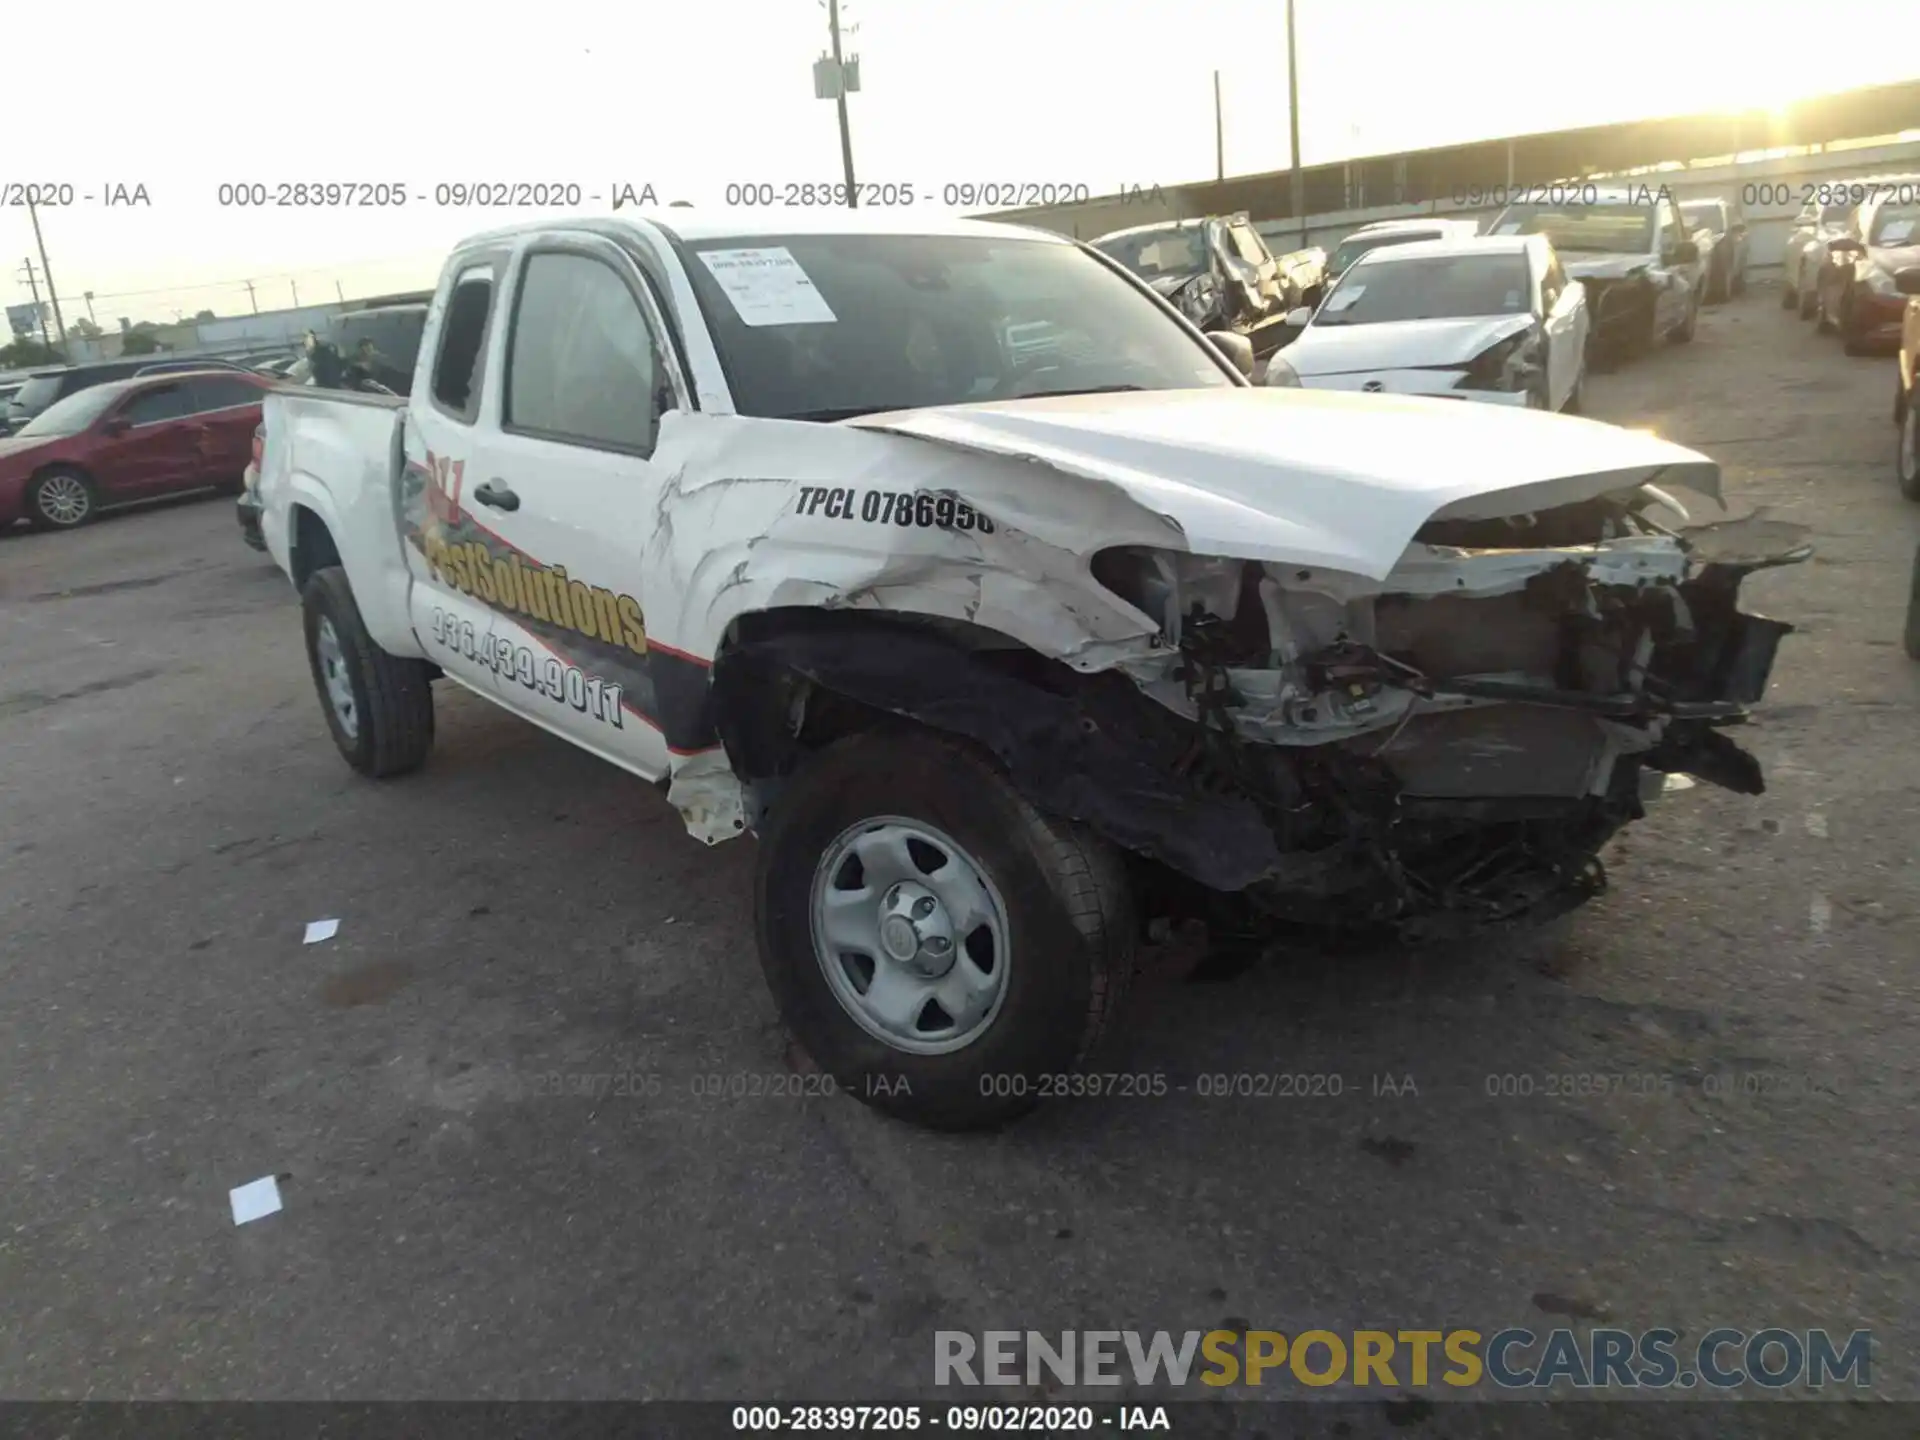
(89, 382, 197, 499)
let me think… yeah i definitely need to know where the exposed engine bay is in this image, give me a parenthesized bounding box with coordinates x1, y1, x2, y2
(713, 484, 1808, 944)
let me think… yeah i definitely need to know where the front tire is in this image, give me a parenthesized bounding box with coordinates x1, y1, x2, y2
(26, 467, 96, 530)
(300, 565, 435, 777)
(754, 729, 1135, 1130)
(1898, 394, 1920, 502)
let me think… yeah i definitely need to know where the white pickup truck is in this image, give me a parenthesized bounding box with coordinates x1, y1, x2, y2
(258, 209, 1805, 1130)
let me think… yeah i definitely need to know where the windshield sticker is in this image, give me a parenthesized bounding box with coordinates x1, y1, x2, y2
(1879, 220, 1915, 245)
(1325, 286, 1365, 311)
(698, 247, 837, 327)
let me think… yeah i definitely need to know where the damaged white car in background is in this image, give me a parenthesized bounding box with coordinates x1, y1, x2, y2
(259, 210, 1808, 1131)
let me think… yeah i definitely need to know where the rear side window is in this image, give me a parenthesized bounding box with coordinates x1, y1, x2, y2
(121, 384, 191, 425)
(187, 377, 264, 412)
(504, 251, 671, 455)
(432, 269, 496, 421)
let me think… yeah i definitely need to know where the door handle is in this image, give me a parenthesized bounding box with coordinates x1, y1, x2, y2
(473, 479, 520, 512)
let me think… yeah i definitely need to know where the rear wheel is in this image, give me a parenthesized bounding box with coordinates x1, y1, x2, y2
(754, 730, 1135, 1130)
(300, 565, 435, 777)
(26, 467, 96, 530)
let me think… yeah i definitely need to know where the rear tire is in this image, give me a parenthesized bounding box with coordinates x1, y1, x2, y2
(26, 467, 97, 530)
(753, 729, 1135, 1130)
(1799, 282, 1819, 320)
(1669, 293, 1698, 344)
(300, 565, 435, 777)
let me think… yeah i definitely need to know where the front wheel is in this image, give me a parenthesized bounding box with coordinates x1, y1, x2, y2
(300, 565, 435, 777)
(1669, 293, 1698, 344)
(754, 730, 1136, 1130)
(27, 467, 96, 530)
(1898, 394, 1920, 502)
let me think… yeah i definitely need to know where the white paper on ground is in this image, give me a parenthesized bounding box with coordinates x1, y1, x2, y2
(303, 918, 340, 944)
(230, 1176, 283, 1225)
(697, 248, 837, 327)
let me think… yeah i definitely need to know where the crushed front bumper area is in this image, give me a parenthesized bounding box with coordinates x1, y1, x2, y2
(713, 513, 1807, 942)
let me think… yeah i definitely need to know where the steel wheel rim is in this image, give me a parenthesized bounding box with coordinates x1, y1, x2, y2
(809, 816, 1013, 1056)
(36, 474, 89, 525)
(316, 617, 359, 740)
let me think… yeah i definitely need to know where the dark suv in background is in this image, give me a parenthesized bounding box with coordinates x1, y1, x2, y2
(2, 358, 156, 436)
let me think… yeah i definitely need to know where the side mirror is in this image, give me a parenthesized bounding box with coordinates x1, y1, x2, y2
(1895, 267, 1920, 297)
(1668, 239, 1700, 264)
(1284, 306, 1314, 327)
(102, 416, 131, 435)
(1829, 236, 1864, 257)
(1205, 331, 1256, 378)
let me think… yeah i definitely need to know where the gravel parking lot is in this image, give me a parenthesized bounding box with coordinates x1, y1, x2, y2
(2, 289, 1916, 1406)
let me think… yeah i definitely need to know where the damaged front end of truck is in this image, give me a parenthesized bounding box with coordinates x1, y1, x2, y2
(706, 449, 1807, 946)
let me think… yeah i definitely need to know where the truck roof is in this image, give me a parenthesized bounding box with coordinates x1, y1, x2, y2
(449, 209, 1073, 253)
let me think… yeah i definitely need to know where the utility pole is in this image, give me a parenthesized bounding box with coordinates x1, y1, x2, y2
(291, 279, 300, 307)
(1287, 0, 1305, 247)
(336, 280, 346, 303)
(24, 196, 68, 351)
(1214, 71, 1225, 182)
(83, 290, 96, 324)
(245, 280, 258, 314)
(816, 0, 860, 208)
(17, 258, 51, 351)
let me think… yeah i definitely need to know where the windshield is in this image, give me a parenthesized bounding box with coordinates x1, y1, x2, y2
(10, 375, 65, 414)
(680, 234, 1237, 421)
(1680, 202, 1726, 234)
(1315, 254, 1532, 327)
(1489, 203, 1653, 254)
(1330, 231, 1437, 274)
(15, 382, 124, 437)
(1092, 228, 1208, 279)
(1870, 203, 1920, 247)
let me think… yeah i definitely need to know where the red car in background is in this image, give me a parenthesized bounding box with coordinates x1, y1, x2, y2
(0, 369, 272, 530)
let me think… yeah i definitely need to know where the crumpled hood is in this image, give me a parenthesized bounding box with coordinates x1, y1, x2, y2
(852, 387, 1722, 582)
(1563, 253, 1652, 281)
(1285, 314, 1533, 376)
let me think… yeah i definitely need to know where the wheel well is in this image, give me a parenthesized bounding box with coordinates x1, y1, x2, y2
(710, 608, 1050, 784)
(30, 461, 92, 488)
(290, 505, 340, 590)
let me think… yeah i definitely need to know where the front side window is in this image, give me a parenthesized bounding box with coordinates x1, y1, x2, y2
(1490, 203, 1653, 255)
(1315, 254, 1532, 327)
(14, 383, 122, 437)
(120, 384, 190, 426)
(505, 251, 671, 453)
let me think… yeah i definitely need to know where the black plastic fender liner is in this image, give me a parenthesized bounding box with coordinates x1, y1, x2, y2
(710, 625, 1286, 892)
